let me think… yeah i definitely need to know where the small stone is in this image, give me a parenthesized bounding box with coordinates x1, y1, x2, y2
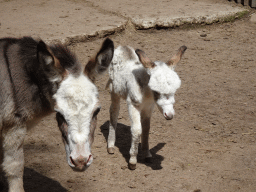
(59, 15, 69, 18)
(250, 14, 256, 23)
(67, 179, 75, 183)
(200, 33, 207, 37)
(121, 166, 127, 170)
(144, 174, 150, 177)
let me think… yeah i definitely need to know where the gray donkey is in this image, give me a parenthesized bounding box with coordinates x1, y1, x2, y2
(106, 45, 186, 170)
(0, 37, 114, 192)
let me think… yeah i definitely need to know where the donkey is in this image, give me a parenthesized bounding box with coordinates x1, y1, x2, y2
(0, 37, 114, 192)
(106, 45, 187, 170)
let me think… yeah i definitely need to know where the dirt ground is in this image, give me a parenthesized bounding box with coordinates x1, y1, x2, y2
(1, 9, 256, 192)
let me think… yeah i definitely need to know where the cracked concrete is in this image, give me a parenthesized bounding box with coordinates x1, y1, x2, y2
(0, 0, 249, 44)
(86, 0, 248, 29)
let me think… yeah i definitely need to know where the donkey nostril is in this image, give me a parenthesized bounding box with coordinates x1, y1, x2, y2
(86, 154, 92, 164)
(164, 113, 170, 118)
(70, 156, 76, 166)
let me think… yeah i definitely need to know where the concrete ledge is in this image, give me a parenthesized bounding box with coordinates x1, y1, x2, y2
(86, 0, 249, 29)
(0, 0, 250, 44)
(132, 10, 249, 29)
(250, 13, 256, 23)
(48, 23, 126, 45)
(0, 0, 126, 43)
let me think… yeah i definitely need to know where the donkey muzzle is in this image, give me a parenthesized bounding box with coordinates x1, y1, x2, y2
(164, 113, 173, 120)
(70, 154, 93, 170)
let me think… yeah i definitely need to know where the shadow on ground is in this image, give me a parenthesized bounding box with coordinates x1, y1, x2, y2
(100, 121, 165, 170)
(0, 168, 67, 192)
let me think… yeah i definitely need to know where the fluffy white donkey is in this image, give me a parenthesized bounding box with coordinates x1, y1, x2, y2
(106, 45, 187, 169)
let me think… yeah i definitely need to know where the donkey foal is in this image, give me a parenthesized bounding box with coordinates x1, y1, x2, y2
(0, 37, 114, 192)
(106, 45, 187, 169)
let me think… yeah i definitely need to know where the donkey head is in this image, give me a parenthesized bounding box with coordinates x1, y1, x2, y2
(135, 46, 187, 120)
(37, 38, 114, 171)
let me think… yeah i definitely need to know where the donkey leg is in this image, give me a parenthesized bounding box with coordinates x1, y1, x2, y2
(140, 105, 154, 163)
(0, 134, 5, 191)
(141, 111, 153, 163)
(127, 104, 141, 170)
(107, 92, 120, 154)
(2, 124, 26, 192)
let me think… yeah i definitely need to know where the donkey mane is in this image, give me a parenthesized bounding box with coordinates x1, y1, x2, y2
(50, 44, 81, 76)
(2, 37, 81, 76)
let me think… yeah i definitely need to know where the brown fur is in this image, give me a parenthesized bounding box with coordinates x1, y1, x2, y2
(84, 38, 114, 82)
(135, 49, 156, 68)
(166, 45, 187, 67)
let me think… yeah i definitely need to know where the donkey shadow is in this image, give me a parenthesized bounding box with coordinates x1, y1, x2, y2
(100, 121, 165, 170)
(0, 168, 67, 192)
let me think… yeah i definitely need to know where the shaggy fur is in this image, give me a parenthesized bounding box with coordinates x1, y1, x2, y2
(106, 45, 186, 169)
(0, 37, 114, 192)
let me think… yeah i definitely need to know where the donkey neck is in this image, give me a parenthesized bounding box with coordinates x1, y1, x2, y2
(7, 38, 57, 121)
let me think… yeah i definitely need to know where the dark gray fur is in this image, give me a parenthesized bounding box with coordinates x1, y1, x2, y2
(0, 37, 80, 128)
(0, 36, 81, 192)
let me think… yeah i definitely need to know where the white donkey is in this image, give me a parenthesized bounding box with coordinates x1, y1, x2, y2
(0, 37, 114, 192)
(106, 45, 187, 169)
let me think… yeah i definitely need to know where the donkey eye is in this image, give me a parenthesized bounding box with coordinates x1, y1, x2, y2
(56, 112, 64, 120)
(153, 91, 160, 99)
(56, 112, 67, 125)
(93, 107, 101, 118)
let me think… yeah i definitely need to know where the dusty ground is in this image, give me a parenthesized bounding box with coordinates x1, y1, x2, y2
(1, 4, 256, 192)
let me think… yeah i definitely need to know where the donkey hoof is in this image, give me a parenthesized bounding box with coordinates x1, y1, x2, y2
(107, 147, 115, 154)
(128, 163, 136, 170)
(145, 157, 152, 163)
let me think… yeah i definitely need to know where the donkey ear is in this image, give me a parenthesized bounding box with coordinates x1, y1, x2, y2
(37, 40, 63, 70)
(135, 49, 156, 68)
(166, 45, 187, 68)
(84, 38, 114, 82)
(37, 40, 65, 82)
(37, 40, 55, 66)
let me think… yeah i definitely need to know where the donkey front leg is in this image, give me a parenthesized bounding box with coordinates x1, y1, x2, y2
(107, 92, 120, 154)
(127, 103, 142, 170)
(0, 133, 4, 190)
(1, 124, 26, 192)
(141, 107, 154, 163)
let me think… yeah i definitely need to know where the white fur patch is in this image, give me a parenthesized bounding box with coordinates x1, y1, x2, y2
(54, 73, 99, 144)
(45, 56, 53, 65)
(148, 61, 181, 94)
